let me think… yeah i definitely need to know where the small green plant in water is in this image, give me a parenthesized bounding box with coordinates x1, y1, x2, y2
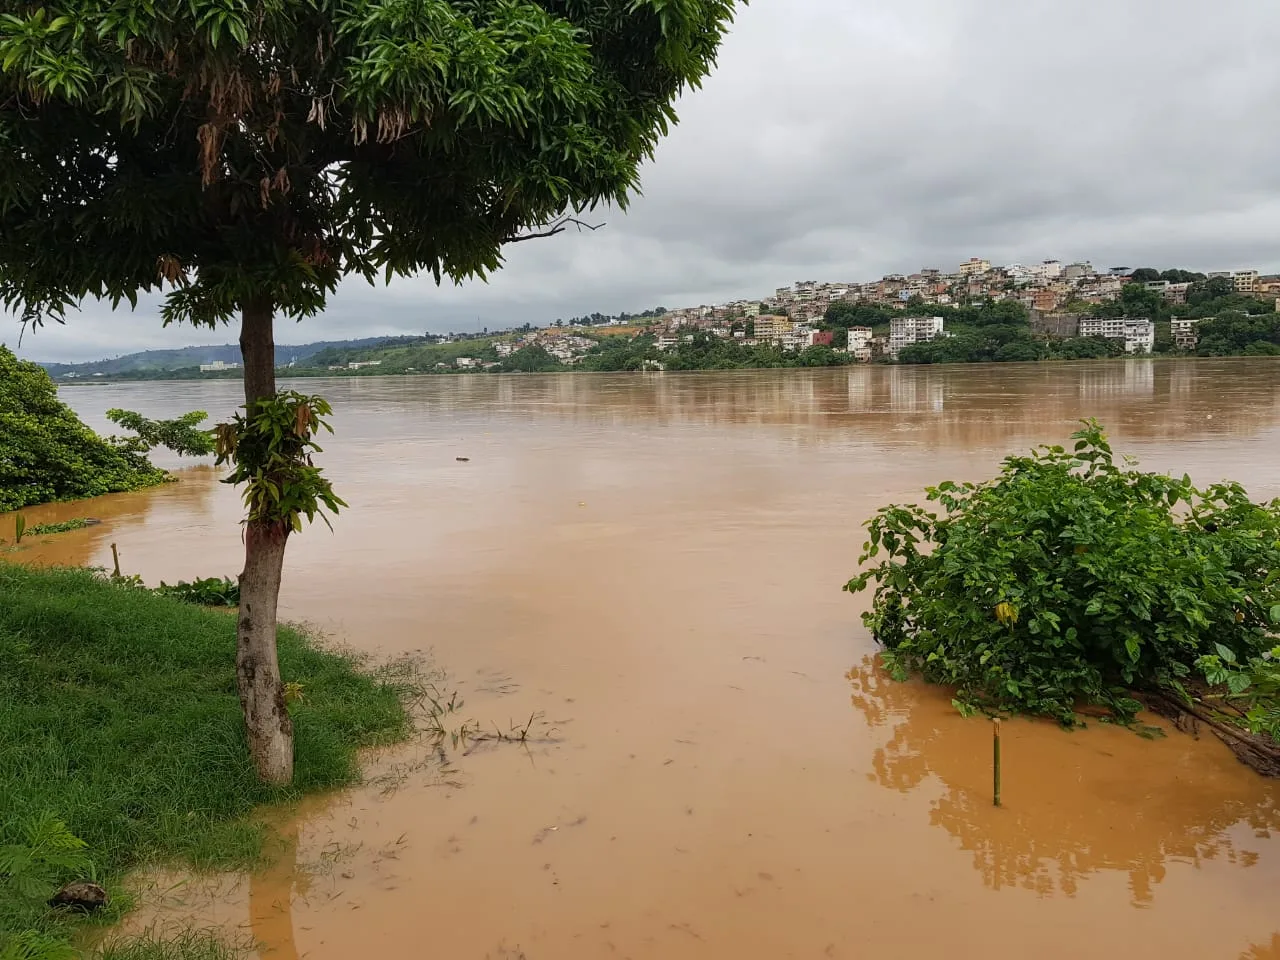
(11, 514, 25, 545)
(27, 519, 89, 537)
(153, 577, 240, 608)
(846, 420, 1280, 727)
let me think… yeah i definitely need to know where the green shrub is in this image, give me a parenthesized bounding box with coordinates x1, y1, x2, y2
(104, 410, 214, 459)
(0, 347, 167, 511)
(1197, 646, 1280, 743)
(846, 420, 1280, 725)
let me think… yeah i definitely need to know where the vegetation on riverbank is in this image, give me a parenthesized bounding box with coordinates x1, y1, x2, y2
(869, 282, 1280, 364)
(0, 563, 415, 959)
(845, 422, 1280, 750)
(0, 347, 168, 512)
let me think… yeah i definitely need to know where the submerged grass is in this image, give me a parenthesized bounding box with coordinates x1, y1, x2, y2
(0, 562, 415, 958)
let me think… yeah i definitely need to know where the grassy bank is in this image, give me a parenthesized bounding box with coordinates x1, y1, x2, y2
(0, 563, 414, 958)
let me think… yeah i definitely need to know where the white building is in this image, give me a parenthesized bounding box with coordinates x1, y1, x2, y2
(1170, 317, 1200, 351)
(347, 360, 383, 370)
(888, 316, 945, 358)
(199, 360, 240, 372)
(1079, 317, 1154, 354)
(846, 326, 874, 362)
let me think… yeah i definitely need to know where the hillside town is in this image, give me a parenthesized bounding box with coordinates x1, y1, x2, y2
(627, 259, 1279, 361)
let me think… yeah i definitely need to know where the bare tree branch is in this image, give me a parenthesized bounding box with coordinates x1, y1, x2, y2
(504, 216, 606, 244)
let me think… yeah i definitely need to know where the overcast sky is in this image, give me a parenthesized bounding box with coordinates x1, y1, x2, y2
(12, 0, 1280, 363)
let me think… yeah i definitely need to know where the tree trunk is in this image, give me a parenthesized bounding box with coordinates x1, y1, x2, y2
(237, 298, 294, 785)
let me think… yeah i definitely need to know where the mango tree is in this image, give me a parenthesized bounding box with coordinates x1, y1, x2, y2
(0, 0, 740, 783)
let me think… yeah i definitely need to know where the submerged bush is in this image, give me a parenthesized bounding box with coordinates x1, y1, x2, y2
(846, 420, 1280, 726)
(152, 577, 240, 608)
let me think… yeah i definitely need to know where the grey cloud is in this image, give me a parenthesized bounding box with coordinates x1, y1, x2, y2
(13, 0, 1280, 362)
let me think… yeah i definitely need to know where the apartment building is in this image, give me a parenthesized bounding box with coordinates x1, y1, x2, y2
(888, 316, 945, 357)
(957, 257, 991, 277)
(754, 315, 793, 341)
(846, 326, 874, 362)
(1170, 317, 1200, 350)
(1061, 261, 1095, 280)
(1209, 269, 1259, 293)
(1079, 317, 1155, 354)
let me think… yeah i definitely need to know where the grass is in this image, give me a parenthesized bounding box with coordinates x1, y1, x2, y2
(0, 562, 415, 959)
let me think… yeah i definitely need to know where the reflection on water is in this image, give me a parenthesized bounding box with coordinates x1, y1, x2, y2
(10, 360, 1280, 959)
(1243, 935, 1280, 959)
(849, 658, 1280, 906)
(249, 819, 301, 960)
(6, 466, 223, 571)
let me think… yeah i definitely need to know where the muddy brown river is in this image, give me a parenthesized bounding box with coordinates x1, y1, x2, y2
(15, 360, 1280, 959)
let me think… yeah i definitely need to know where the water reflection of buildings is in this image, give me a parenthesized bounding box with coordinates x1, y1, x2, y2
(846, 658, 1280, 907)
(372, 360, 1280, 452)
(1077, 359, 1154, 401)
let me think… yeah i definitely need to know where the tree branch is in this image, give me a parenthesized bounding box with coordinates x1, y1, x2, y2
(504, 216, 605, 244)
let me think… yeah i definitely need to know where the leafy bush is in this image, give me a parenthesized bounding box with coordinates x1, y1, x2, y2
(1197, 646, 1280, 743)
(0, 814, 90, 960)
(152, 577, 240, 608)
(0, 813, 91, 904)
(105, 409, 215, 458)
(0, 346, 167, 511)
(845, 421, 1280, 725)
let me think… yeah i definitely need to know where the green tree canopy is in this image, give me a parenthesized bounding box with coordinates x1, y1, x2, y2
(0, 0, 738, 327)
(0, 345, 166, 511)
(1196, 311, 1280, 356)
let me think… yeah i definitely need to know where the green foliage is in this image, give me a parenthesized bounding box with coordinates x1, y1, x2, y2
(96, 931, 242, 960)
(0, 813, 91, 905)
(1195, 311, 1280, 357)
(1045, 336, 1127, 360)
(500, 345, 561, 373)
(0, 346, 167, 511)
(11, 514, 25, 544)
(0, 562, 413, 954)
(105, 410, 215, 458)
(26, 519, 88, 537)
(152, 577, 240, 608)
(845, 421, 1280, 726)
(0, 0, 741, 328)
(579, 330, 850, 371)
(0, 930, 77, 960)
(215, 392, 345, 533)
(1197, 645, 1280, 743)
(0, 813, 91, 960)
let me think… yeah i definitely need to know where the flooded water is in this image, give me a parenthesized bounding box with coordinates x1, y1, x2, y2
(12, 360, 1280, 959)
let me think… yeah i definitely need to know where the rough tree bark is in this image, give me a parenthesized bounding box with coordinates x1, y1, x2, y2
(237, 298, 294, 785)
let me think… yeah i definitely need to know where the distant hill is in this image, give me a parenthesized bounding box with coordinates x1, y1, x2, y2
(38, 337, 420, 377)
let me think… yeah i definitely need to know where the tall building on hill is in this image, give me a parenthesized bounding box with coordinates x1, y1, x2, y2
(889, 316, 945, 357)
